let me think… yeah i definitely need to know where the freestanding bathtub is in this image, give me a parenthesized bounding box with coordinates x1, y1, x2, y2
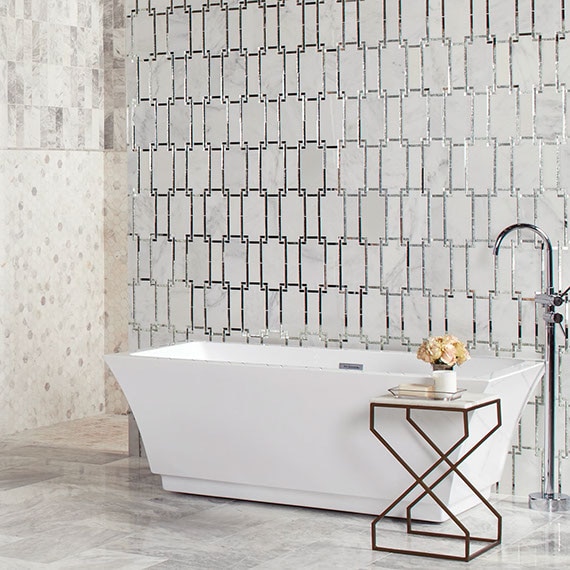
(105, 342, 544, 522)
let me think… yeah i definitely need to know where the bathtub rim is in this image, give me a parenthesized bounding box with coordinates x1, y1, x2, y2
(113, 340, 545, 382)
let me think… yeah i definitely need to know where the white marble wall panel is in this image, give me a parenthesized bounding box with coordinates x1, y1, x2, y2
(0, 150, 106, 434)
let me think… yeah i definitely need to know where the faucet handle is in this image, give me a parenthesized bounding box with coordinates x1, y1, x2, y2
(542, 309, 567, 337)
(535, 293, 565, 306)
(544, 312, 564, 324)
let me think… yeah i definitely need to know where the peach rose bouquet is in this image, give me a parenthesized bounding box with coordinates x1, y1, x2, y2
(417, 334, 470, 369)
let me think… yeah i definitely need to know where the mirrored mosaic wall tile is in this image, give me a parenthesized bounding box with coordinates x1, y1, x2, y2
(127, 1, 570, 491)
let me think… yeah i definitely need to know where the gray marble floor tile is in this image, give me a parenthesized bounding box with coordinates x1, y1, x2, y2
(0, 534, 23, 548)
(0, 491, 110, 538)
(0, 525, 127, 564)
(0, 467, 61, 490)
(0, 455, 46, 470)
(0, 557, 49, 568)
(3, 415, 128, 454)
(51, 547, 168, 569)
(102, 526, 242, 567)
(76, 493, 234, 535)
(0, 478, 88, 510)
(7, 444, 125, 465)
(479, 518, 570, 569)
(253, 540, 387, 569)
(1, 417, 570, 568)
(185, 513, 348, 566)
(144, 561, 199, 569)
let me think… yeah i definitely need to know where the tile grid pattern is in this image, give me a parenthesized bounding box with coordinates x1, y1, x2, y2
(127, 1, 570, 492)
(0, 0, 127, 152)
(0, 0, 105, 149)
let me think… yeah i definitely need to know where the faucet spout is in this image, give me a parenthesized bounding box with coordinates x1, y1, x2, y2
(492, 223, 554, 294)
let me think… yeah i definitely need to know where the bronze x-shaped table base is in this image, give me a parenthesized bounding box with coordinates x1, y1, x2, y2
(370, 396, 502, 562)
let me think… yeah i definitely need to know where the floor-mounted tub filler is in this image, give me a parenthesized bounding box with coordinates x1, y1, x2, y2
(105, 343, 543, 522)
(494, 222, 570, 512)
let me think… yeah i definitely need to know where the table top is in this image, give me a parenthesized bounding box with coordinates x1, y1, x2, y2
(370, 392, 500, 410)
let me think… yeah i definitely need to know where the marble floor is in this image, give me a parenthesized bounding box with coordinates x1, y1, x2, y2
(0, 415, 569, 569)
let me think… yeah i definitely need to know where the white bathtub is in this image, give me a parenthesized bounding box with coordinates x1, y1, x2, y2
(105, 342, 544, 522)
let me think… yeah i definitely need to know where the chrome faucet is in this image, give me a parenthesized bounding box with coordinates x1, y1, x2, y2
(493, 223, 569, 511)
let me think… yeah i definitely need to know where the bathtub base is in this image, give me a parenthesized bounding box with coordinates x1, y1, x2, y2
(161, 475, 491, 520)
(162, 475, 384, 514)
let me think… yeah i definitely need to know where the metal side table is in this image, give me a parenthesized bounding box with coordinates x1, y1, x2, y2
(370, 392, 502, 562)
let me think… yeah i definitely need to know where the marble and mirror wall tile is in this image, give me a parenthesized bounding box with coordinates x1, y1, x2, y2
(127, 1, 570, 493)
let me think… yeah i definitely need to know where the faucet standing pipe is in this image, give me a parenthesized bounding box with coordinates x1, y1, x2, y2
(493, 223, 568, 511)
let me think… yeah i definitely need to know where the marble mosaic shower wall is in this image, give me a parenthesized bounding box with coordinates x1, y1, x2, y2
(127, 0, 570, 493)
(0, 150, 106, 434)
(0, 0, 129, 434)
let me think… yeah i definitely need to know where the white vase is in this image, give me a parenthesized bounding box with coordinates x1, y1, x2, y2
(432, 369, 457, 398)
